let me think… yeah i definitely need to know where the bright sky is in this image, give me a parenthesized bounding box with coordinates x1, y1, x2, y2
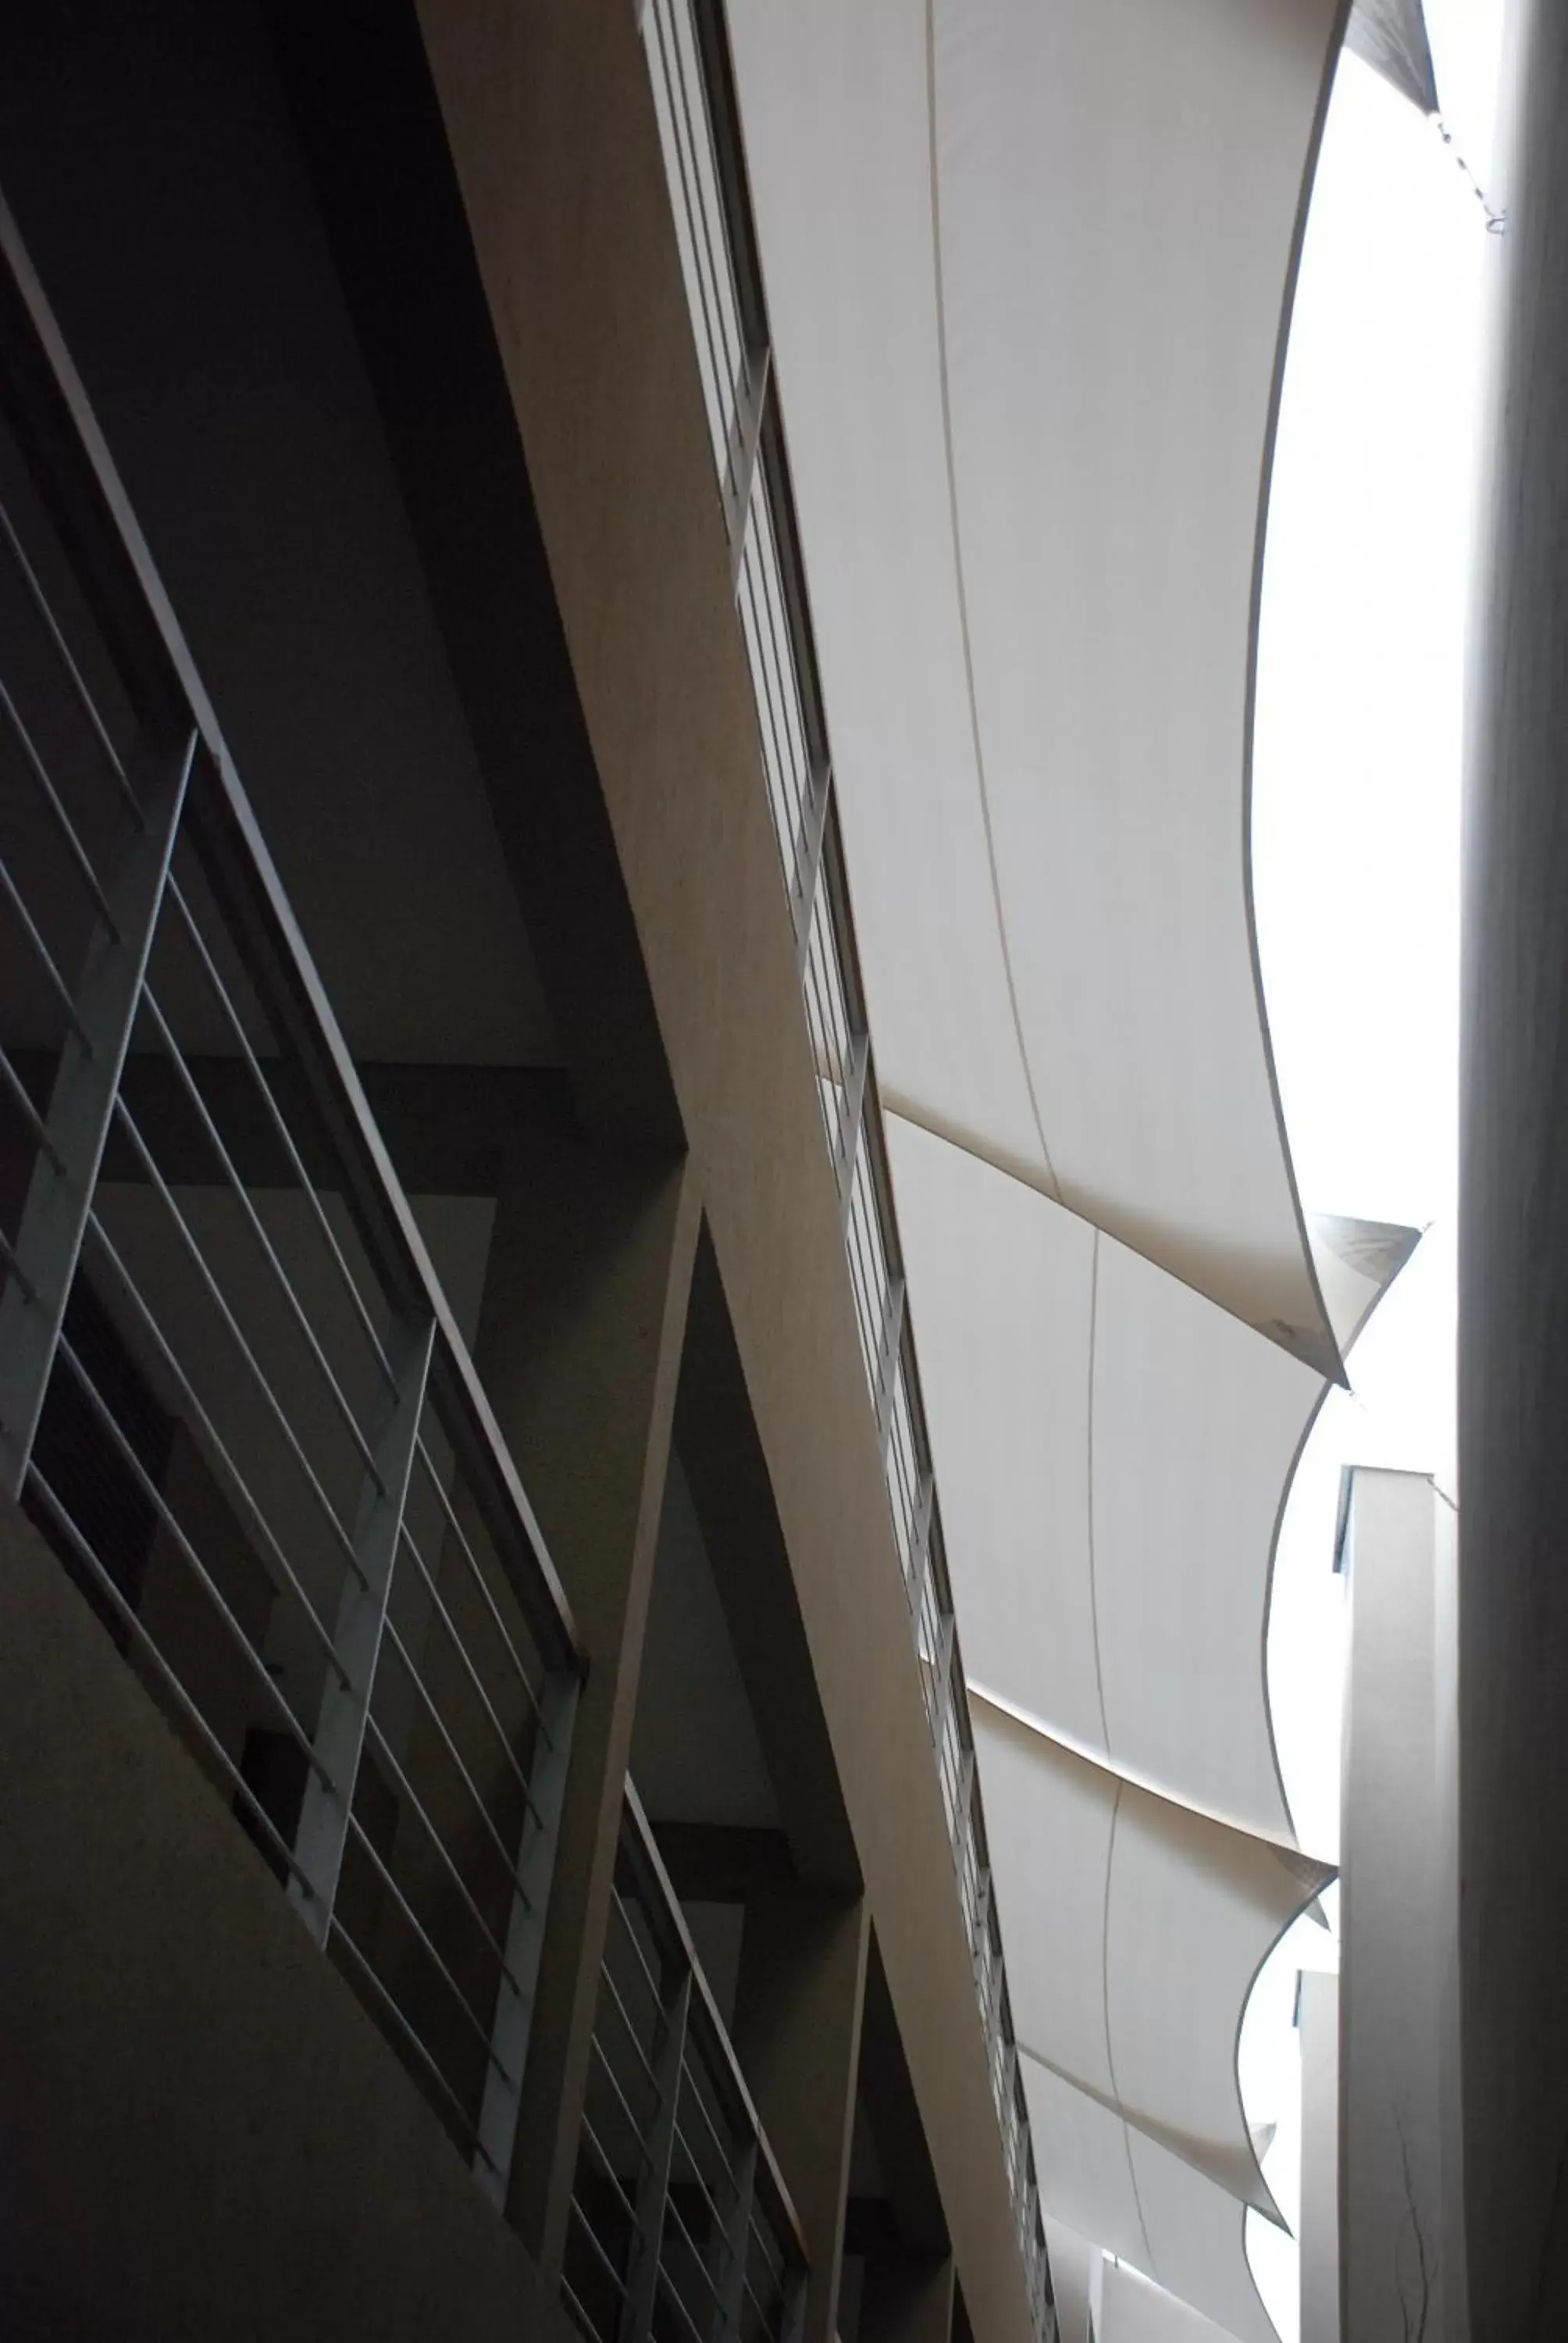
(1242, 6, 1505, 2334)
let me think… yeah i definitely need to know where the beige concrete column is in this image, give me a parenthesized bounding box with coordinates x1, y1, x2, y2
(861, 2254, 956, 2343)
(732, 1883, 871, 2343)
(472, 1136, 700, 2280)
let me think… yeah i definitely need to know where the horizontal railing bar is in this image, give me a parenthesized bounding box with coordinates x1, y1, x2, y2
(0, 846, 95, 1047)
(0, 490, 135, 801)
(412, 1433, 549, 1738)
(342, 1809, 513, 2079)
(0, 1221, 39, 1303)
(329, 1913, 496, 2169)
(362, 1711, 523, 1995)
(0, 232, 581, 1675)
(595, 1962, 662, 2098)
(622, 1783, 807, 2264)
(559, 2273, 608, 2343)
(0, 671, 120, 933)
(52, 1331, 331, 1785)
(137, 982, 387, 1493)
(676, 2045, 736, 2183)
(162, 870, 398, 1394)
(0, 1042, 63, 1170)
(654, 2256, 711, 2343)
(24, 1460, 316, 1892)
(394, 1518, 540, 1807)
(565, 2195, 632, 2300)
(109, 1090, 366, 1587)
(577, 2110, 641, 2229)
(379, 1613, 540, 1895)
(668, 2114, 726, 2247)
(608, 1880, 668, 2014)
(180, 662, 582, 1685)
(83, 1207, 348, 1690)
(588, 2020, 658, 2146)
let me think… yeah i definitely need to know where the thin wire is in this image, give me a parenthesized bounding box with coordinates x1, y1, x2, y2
(162, 871, 397, 1391)
(343, 1810, 511, 2075)
(83, 1207, 348, 1689)
(565, 2195, 633, 2301)
(412, 1435, 549, 1735)
(653, 2256, 709, 2343)
(52, 1332, 330, 1781)
(24, 1461, 315, 1891)
(138, 982, 385, 1491)
(588, 2023, 657, 2145)
(560, 2270, 611, 2343)
(0, 673, 120, 933)
(576, 2111, 640, 2227)
(329, 1915, 494, 2166)
(362, 1712, 523, 1996)
(593, 1962, 662, 2097)
(0, 849, 94, 1045)
(394, 1519, 540, 1806)
(0, 1041, 63, 1169)
(0, 493, 136, 804)
(110, 1093, 365, 1585)
(0, 1221, 40, 1303)
(378, 1614, 540, 1892)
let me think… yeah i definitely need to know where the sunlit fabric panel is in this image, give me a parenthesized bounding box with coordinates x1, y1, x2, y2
(888, 1114, 1318, 1839)
(1308, 1211, 1421, 1356)
(1020, 2064, 1276, 2343)
(727, 0, 1344, 1366)
(1098, 2257, 1251, 2343)
(885, 1112, 1104, 1754)
(1042, 2218, 1099, 2343)
(973, 1709, 1329, 2214)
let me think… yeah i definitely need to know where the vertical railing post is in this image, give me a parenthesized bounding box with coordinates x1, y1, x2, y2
(725, 344, 772, 589)
(905, 1471, 935, 1612)
(789, 761, 832, 969)
(290, 1312, 434, 1945)
(711, 2134, 757, 2343)
(871, 1277, 906, 1451)
(833, 1032, 871, 1218)
(0, 723, 194, 1498)
(622, 1969, 693, 2343)
(476, 1662, 581, 2203)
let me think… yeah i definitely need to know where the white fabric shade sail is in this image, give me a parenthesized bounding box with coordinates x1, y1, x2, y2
(1099, 2258, 1258, 2343)
(973, 1703, 1330, 2212)
(1023, 2060, 1277, 2343)
(889, 1114, 1319, 1844)
(726, 0, 1347, 1375)
(721, 2, 1401, 2334)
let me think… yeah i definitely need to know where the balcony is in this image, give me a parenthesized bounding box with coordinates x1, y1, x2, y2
(0, 195, 591, 2200)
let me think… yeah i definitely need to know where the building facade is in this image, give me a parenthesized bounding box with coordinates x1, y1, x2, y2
(0, 5, 1049, 2340)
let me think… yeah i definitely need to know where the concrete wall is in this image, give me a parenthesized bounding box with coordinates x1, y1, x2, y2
(1297, 1970, 1338, 2343)
(1340, 1469, 1465, 2343)
(1460, 0, 1568, 2327)
(410, 8, 1036, 2342)
(0, 1489, 574, 2343)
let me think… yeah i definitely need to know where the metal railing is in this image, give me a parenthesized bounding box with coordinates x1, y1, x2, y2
(0, 198, 583, 2205)
(638, 5, 1054, 2331)
(564, 1785, 809, 2343)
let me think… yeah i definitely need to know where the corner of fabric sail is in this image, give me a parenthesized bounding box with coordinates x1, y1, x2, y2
(1306, 1211, 1422, 1359)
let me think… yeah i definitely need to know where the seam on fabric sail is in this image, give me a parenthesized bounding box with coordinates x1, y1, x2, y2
(1085, 1228, 1113, 1757)
(1099, 1778, 1158, 2280)
(882, 1092, 1338, 1374)
(924, 0, 1060, 1201)
(1238, 0, 1352, 1395)
(1013, 2042, 1279, 2218)
(968, 1679, 1338, 1870)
